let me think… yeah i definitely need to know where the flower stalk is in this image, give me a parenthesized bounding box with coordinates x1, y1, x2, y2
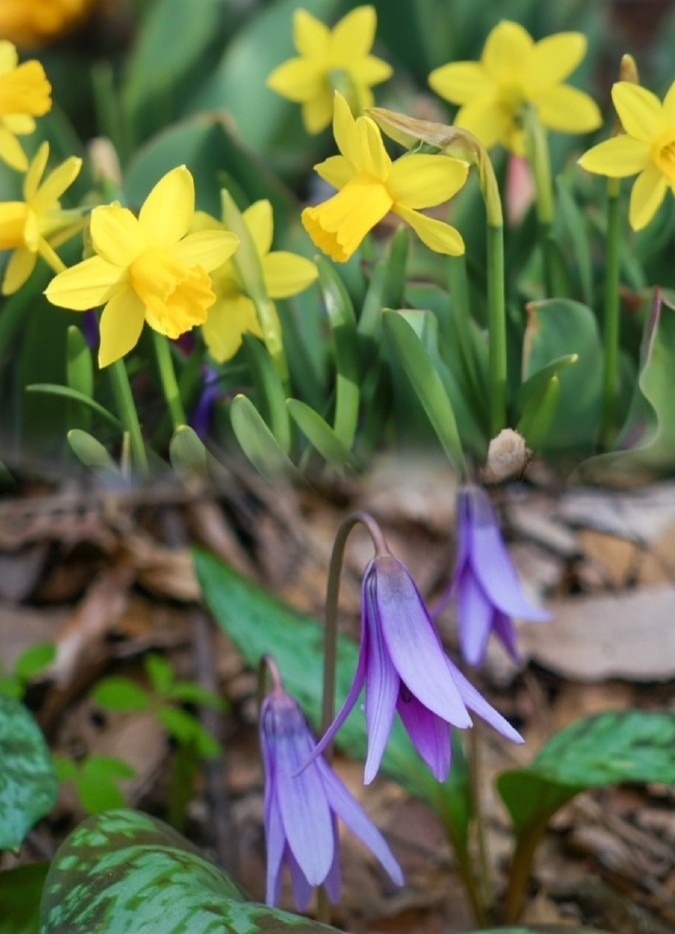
(523, 106, 564, 299)
(152, 331, 186, 430)
(601, 177, 621, 450)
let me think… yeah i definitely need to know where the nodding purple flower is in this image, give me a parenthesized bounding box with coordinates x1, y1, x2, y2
(309, 554, 523, 785)
(446, 485, 550, 666)
(260, 683, 403, 910)
(189, 367, 222, 440)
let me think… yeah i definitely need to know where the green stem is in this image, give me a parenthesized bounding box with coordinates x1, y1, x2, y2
(487, 222, 507, 436)
(152, 331, 186, 429)
(445, 819, 488, 928)
(524, 109, 563, 298)
(447, 254, 482, 405)
(468, 728, 493, 917)
(502, 819, 549, 924)
(601, 178, 621, 451)
(108, 359, 149, 476)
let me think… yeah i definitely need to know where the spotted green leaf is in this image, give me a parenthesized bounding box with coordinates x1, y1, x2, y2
(0, 697, 57, 851)
(39, 809, 344, 933)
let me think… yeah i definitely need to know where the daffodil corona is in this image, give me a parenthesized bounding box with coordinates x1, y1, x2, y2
(45, 166, 240, 368)
(0, 142, 82, 294)
(0, 41, 51, 171)
(302, 93, 469, 263)
(199, 199, 318, 363)
(578, 81, 675, 230)
(266, 5, 392, 134)
(428, 20, 601, 155)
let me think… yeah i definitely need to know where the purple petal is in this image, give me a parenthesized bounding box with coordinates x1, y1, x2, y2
(492, 610, 521, 660)
(447, 660, 524, 744)
(323, 832, 342, 904)
(316, 756, 404, 886)
(465, 487, 550, 621)
(373, 556, 472, 728)
(456, 567, 495, 666)
(363, 570, 400, 783)
(396, 691, 452, 781)
(431, 494, 472, 618)
(263, 780, 286, 906)
(287, 846, 314, 911)
(264, 695, 335, 885)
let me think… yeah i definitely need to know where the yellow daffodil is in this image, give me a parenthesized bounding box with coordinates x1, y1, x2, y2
(0, 0, 94, 47)
(428, 20, 601, 155)
(578, 81, 675, 230)
(302, 93, 469, 263)
(200, 199, 318, 362)
(0, 141, 81, 294)
(45, 166, 240, 368)
(266, 5, 392, 134)
(0, 41, 51, 171)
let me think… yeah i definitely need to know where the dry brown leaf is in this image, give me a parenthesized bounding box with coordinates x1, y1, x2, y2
(519, 585, 675, 681)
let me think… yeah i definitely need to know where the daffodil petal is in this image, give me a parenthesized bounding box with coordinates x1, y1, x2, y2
(330, 5, 376, 61)
(612, 82, 664, 142)
(629, 165, 668, 230)
(535, 85, 601, 134)
(2, 246, 36, 295)
(45, 255, 125, 310)
(578, 136, 650, 177)
(333, 92, 360, 167)
(302, 174, 391, 262)
(428, 61, 493, 104)
(394, 204, 465, 256)
(389, 153, 468, 209)
(242, 200, 273, 257)
(302, 92, 333, 134)
(138, 165, 194, 246)
(0, 123, 26, 170)
(266, 58, 322, 103)
(456, 99, 511, 150)
(358, 115, 391, 179)
(3, 114, 33, 134)
(314, 154, 354, 189)
(23, 141, 48, 200)
(202, 293, 262, 363)
(32, 156, 82, 211)
(90, 204, 144, 266)
(483, 20, 532, 81)
(98, 289, 146, 367)
(0, 200, 28, 249)
(172, 229, 240, 271)
(351, 54, 393, 88)
(0, 41, 18, 72)
(524, 32, 586, 90)
(293, 8, 328, 58)
(263, 252, 317, 298)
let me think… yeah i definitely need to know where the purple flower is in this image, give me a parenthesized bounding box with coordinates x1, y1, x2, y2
(449, 485, 550, 666)
(310, 554, 523, 785)
(189, 367, 222, 440)
(260, 685, 403, 910)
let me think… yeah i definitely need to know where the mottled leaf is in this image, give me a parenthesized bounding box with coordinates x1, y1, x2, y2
(0, 697, 57, 851)
(0, 862, 49, 934)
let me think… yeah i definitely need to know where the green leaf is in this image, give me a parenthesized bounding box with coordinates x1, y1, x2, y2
(167, 681, 227, 712)
(514, 355, 578, 413)
(243, 334, 292, 455)
(40, 809, 343, 933)
(498, 711, 675, 841)
(169, 425, 208, 478)
(316, 257, 360, 450)
(26, 385, 120, 429)
(0, 696, 57, 851)
(521, 299, 602, 453)
(76, 756, 136, 814)
(66, 326, 93, 398)
(286, 399, 359, 470)
(14, 644, 56, 681)
(66, 429, 122, 474)
(383, 311, 466, 475)
(230, 394, 299, 482)
(516, 375, 560, 451)
(193, 549, 472, 831)
(92, 678, 151, 712)
(0, 862, 49, 934)
(144, 653, 174, 695)
(157, 707, 219, 758)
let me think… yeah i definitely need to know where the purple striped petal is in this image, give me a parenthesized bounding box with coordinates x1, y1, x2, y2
(456, 567, 494, 665)
(373, 556, 472, 728)
(363, 569, 400, 783)
(287, 846, 314, 911)
(323, 833, 342, 904)
(465, 487, 550, 621)
(447, 660, 524, 744)
(492, 610, 520, 660)
(263, 780, 286, 905)
(396, 691, 452, 781)
(317, 756, 404, 886)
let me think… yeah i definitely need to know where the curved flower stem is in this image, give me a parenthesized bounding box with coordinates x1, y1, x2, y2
(600, 177, 621, 451)
(322, 512, 390, 744)
(152, 331, 186, 429)
(487, 221, 507, 436)
(108, 358, 149, 477)
(502, 815, 550, 924)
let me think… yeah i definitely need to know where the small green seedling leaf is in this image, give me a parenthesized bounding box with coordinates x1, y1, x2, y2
(27, 385, 120, 428)
(0, 696, 57, 851)
(286, 399, 359, 469)
(230, 393, 299, 481)
(92, 677, 151, 711)
(157, 707, 220, 758)
(144, 653, 174, 694)
(169, 425, 208, 478)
